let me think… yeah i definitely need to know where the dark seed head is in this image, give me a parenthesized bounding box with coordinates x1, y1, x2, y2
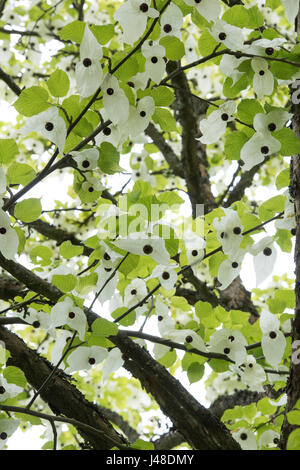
(88, 186, 94, 192)
(163, 24, 172, 33)
(162, 271, 170, 280)
(219, 32, 227, 41)
(185, 335, 193, 343)
(140, 3, 149, 12)
(0, 227, 7, 235)
(140, 110, 146, 117)
(233, 226, 241, 235)
(82, 160, 90, 168)
(45, 122, 54, 131)
(0, 432, 7, 440)
(151, 56, 158, 64)
(0, 386, 5, 394)
(103, 127, 111, 136)
(291, 228, 296, 236)
(191, 250, 198, 257)
(259, 70, 265, 76)
(158, 315, 163, 321)
(127, 81, 135, 88)
(68, 311, 75, 319)
(268, 123, 276, 132)
(32, 321, 40, 328)
(220, 232, 225, 239)
(143, 244, 153, 254)
(248, 363, 253, 368)
(83, 57, 92, 67)
(224, 347, 230, 354)
(263, 247, 272, 256)
(232, 262, 238, 268)
(221, 113, 229, 121)
(228, 335, 235, 342)
(265, 47, 274, 55)
(240, 433, 248, 441)
(106, 87, 114, 95)
(261, 146, 269, 154)
(131, 289, 137, 295)
(103, 252, 111, 261)
(88, 357, 96, 365)
(269, 331, 277, 339)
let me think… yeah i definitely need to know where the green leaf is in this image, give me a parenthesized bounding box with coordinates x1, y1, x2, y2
(30, 246, 53, 266)
(98, 142, 122, 174)
(225, 131, 249, 160)
(7, 163, 36, 186)
(131, 439, 154, 450)
(90, 24, 115, 45)
(152, 108, 177, 132)
(159, 36, 185, 60)
(187, 362, 205, 384)
(150, 87, 175, 107)
(0, 139, 19, 164)
(273, 128, 300, 156)
(47, 69, 70, 97)
(58, 20, 85, 43)
(14, 198, 42, 223)
(59, 240, 84, 259)
(222, 5, 250, 27)
(258, 195, 285, 221)
(92, 318, 118, 337)
(223, 74, 249, 99)
(198, 29, 218, 56)
(287, 410, 300, 425)
(52, 274, 77, 292)
(237, 99, 264, 125)
(276, 168, 290, 189)
(287, 429, 300, 450)
(14, 86, 50, 117)
(3, 366, 26, 388)
(158, 349, 177, 368)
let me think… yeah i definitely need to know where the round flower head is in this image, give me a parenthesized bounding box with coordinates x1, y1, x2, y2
(124, 278, 148, 308)
(183, 0, 221, 22)
(252, 57, 274, 99)
(253, 109, 292, 134)
(151, 264, 178, 291)
(259, 430, 280, 449)
(101, 74, 130, 125)
(260, 310, 286, 369)
(210, 20, 244, 51)
(166, 329, 207, 353)
(21, 106, 67, 156)
(114, 0, 159, 45)
(239, 355, 266, 390)
(75, 24, 103, 98)
(160, 3, 183, 39)
(66, 345, 108, 373)
(50, 296, 87, 340)
(141, 40, 166, 84)
(217, 249, 245, 290)
(199, 101, 236, 145)
(208, 328, 247, 365)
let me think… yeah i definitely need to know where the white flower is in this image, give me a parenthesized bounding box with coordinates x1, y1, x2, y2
(240, 131, 281, 171)
(51, 330, 74, 366)
(101, 74, 130, 125)
(114, 0, 159, 45)
(166, 329, 207, 353)
(66, 345, 108, 373)
(21, 107, 67, 156)
(141, 40, 166, 84)
(0, 376, 23, 402)
(81, 174, 105, 193)
(70, 148, 99, 171)
(0, 167, 6, 195)
(260, 310, 286, 369)
(185, 34, 198, 63)
(213, 208, 243, 256)
(244, 37, 285, 56)
(259, 430, 280, 448)
(183, 0, 220, 22)
(208, 328, 247, 365)
(276, 190, 295, 231)
(253, 109, 292, 134)
(0, 210, 19, 259)
(102, 348, 124, 381)
(156, 297, 175, 336)
(160, 4, 183, 39)
(252, 57, 274, 99)
(249, 237, 277, 286)
(199, 101, 236, 145)
(0, 418, 20, 449)
(94, 264, 119, 305)
(23, 308, 56, 337)
(210, 20, 244, 51)
(124, 278, 148, 308)
(151, 264, 178, 290)
(233, 428, 257, 450)
(184, 235, 206, 275)
(239, 355, 266, 390)
(113, 233, 170, 265)
(75, 24, 103, 98)
(50, 297, 87, 340)
(121, 96, 155, 139)
(219, 54, 245, 85)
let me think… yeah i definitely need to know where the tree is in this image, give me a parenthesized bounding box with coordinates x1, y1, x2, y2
(0, 0, 299, 452)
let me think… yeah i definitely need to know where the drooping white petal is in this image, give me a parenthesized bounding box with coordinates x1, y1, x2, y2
(102, 348, 124, 381)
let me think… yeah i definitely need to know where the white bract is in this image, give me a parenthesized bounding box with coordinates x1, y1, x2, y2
(165, 329, 207, 353)
(185, 235, 206, 275)
(50, 296, 87, 340)
(249, 236, 277, 286)
(0, 418, 20, 450)
(66, 345, 108, 373)
(259, 430, 280, 449)
(21, 107, 67, 156)
(213, 208, 243, 256)
(260, 310, 286, 369)
(113, 233, 170, 265)
(0, 210, 19, 259)
(101, 74, 130, 125)
(276, 190, 295, 231)
(208, 328, 247, 365)
(0, 376, 23, 402)
(121, 96, 155, 139)
(217, 249, 245, 290)
(94, 264, 119, 305)
(151, 265, 178, 291)
(252, 57, 274, 99)
(219, 54, 245, 85)
(102, 348, 124, 381)
(240, 131, 281, 171)
(281, 0, 300, 24)
(75, 24, 103, 98)
(210, 20, 244, 51)
(253, 109, 292, 134)
(233, 428, 257, 450)
(23, 308, 56, 337)
(70, 148, 99, 172)
(160, 3, 183, 39)
(199, 101, 237, 145)
(114, 0, 159, 45)
(239, 355, 266, 390)
(124, 278, 148, 308)
(184, 0, 220, 22)
(141, 40, 166, 84)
